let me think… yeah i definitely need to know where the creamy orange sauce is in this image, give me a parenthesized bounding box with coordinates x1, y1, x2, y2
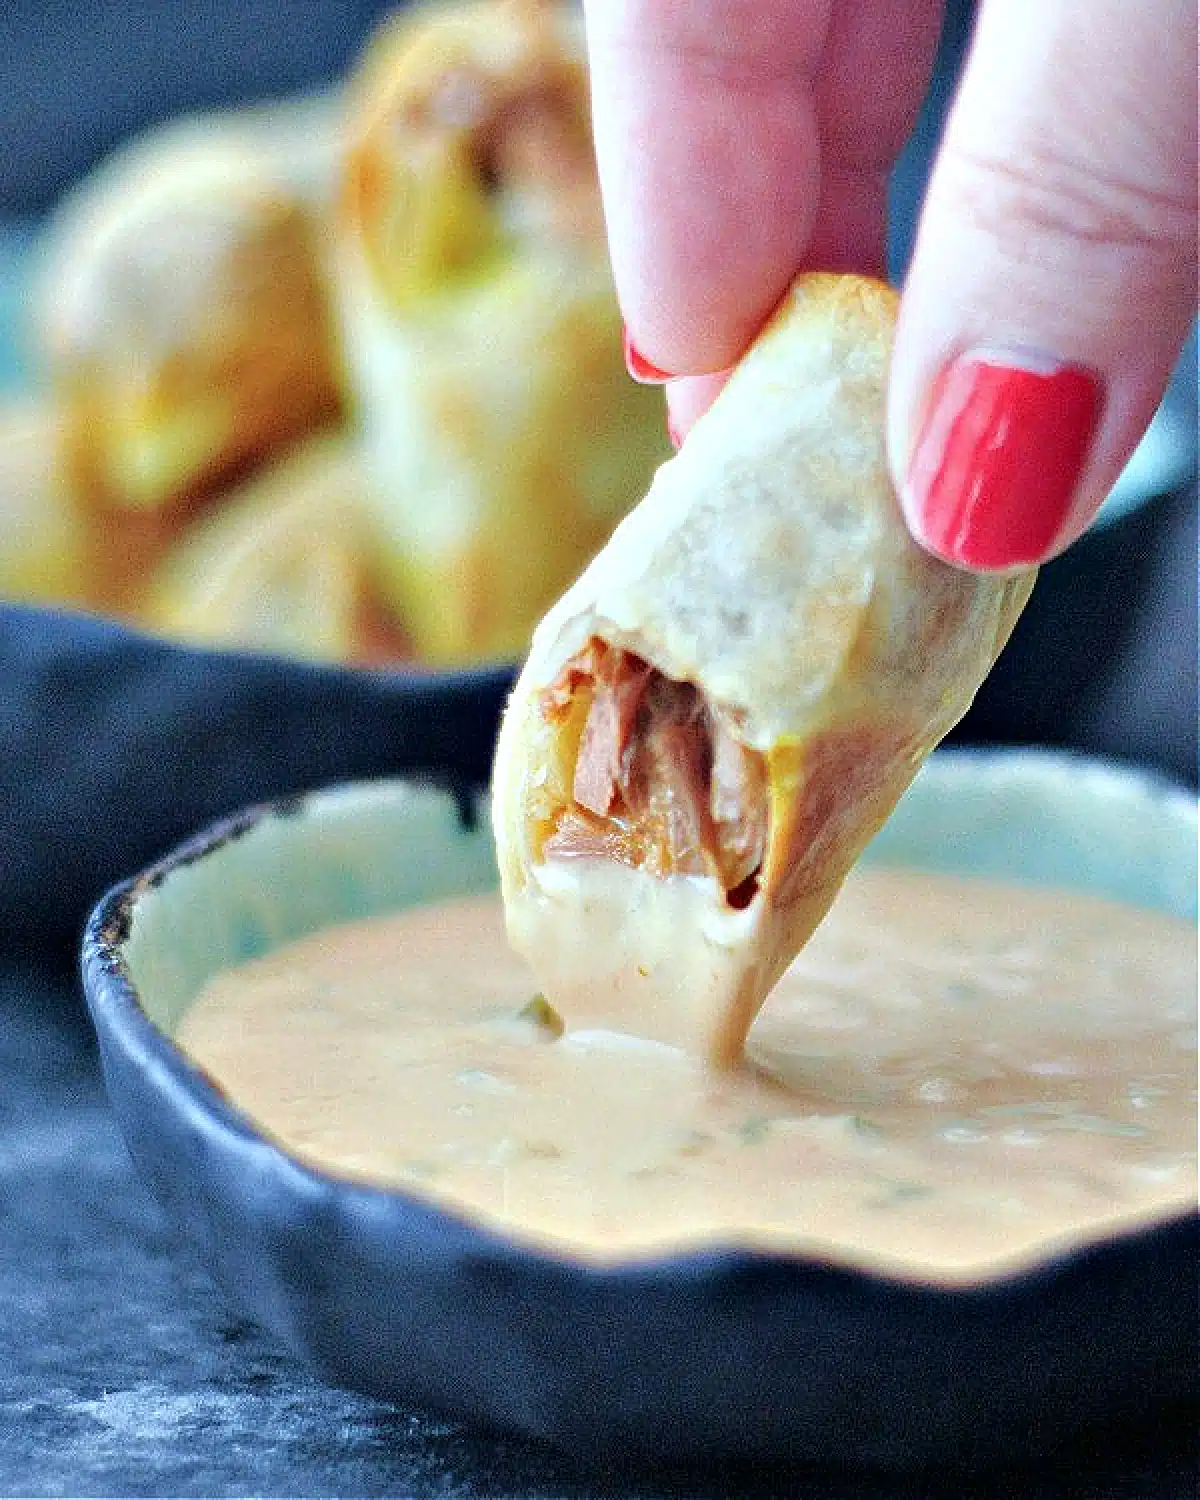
(177, 871, 1198, 1281)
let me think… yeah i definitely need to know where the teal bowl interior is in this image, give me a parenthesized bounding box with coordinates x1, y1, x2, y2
(122, 750, 1197, 1039)
(84, 747, 1199, 1469)
(122, 781, 499, 1038)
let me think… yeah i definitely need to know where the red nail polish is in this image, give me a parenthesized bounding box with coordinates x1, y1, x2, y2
(623, 325, 673, 384)
(906, 353, 1102, 568)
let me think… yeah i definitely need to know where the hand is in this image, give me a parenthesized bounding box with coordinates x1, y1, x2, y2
(583, 0, 1197, 570)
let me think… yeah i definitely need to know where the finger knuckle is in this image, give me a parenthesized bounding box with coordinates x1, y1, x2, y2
(943, 137, 1195, 273)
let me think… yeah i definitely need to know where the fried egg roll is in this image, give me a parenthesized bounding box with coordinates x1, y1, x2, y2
(492, 275, 1036, 1066)
(37, 105, 343, 521)
(141, 433, 404, 665)
(335, 0, 669, 664)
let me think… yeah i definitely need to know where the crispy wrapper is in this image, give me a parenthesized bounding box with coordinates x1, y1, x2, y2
(37, 102, 344, 520)
(140, 433, 405, 665)
(334, 0, 669, 665)
(492, 275, 1036, 1066)
(0, 399, 88, 607)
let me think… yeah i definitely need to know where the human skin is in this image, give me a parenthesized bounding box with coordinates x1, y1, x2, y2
(583, 0, 1197, 570)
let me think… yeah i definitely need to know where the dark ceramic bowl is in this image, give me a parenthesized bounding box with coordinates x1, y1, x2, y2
(81, 749, 1198, 1469)
(0, 603, 513, 963)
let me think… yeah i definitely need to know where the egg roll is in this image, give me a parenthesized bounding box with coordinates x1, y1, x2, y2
(492, 275, 1036, 1066)
(0, 399, 88, 607)
(37, 105, 343, 522)
(335, 0, 669, 664)
(141, 433, 406, 665)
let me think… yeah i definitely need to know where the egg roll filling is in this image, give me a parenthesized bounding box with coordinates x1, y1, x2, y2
(345, 1, 603, 305)
(538, 639, 768, 907)
(469, 79, 600, 243)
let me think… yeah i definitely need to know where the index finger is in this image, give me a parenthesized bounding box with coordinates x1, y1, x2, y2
(583, 0, 944, 377)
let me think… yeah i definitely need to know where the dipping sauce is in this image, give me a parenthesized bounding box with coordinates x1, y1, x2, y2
(177, 870, 1197, 1282)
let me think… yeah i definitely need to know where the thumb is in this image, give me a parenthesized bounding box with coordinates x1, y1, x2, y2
(888, 0, 1196, 570)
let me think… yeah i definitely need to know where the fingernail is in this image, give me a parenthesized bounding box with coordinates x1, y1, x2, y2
(666, 411, 683, 450)
(905, 351, 1102, 568)
(623, 324, 673, 384)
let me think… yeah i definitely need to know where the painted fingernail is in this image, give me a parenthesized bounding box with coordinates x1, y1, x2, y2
(623, 324, 673, 384)
(905, 351, 1102, 569)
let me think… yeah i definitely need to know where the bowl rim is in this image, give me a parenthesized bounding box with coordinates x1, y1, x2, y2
(0, 597, 522, 689)
(81, 744, 1200, 1296)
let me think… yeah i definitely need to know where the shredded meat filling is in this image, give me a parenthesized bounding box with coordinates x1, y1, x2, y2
(474, 87, 602, 242)
(540, 641, 768, 903)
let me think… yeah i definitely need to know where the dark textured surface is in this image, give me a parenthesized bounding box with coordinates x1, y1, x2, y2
(2, 961, 1197, 1498)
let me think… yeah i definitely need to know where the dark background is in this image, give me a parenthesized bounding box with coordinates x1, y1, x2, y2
(0, 0, 390, 215)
